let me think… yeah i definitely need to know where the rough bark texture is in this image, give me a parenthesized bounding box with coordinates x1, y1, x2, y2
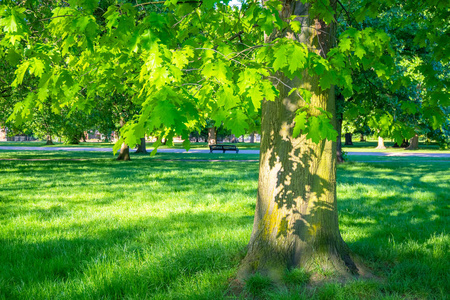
(45, 135, 54, 145)
(135, 137, 147, 154)
(336, 113, 344, 163)
(238, 0, 359, 283)
(375, 136, 386, 149)
(117, 143, 130, 161)
(344, 133, 353, 145)
(208, 127, 217, 145)
(406, 134, 419, 150)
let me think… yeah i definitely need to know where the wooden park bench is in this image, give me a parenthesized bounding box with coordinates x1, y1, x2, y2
(209, 144, 239, 153)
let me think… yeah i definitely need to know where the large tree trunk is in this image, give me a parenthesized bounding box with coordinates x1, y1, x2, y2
(405, 134, 419, 150)
(336, 113, 344, 163)
(344, 133, 353, 145)
(208, 127, 217, 145)
(375, 136, 386, 149)
(359, 133, 365, 142)
(135, 137, 147, 154)
(117, 143, 130, 161)
(238, 0, 359, 282)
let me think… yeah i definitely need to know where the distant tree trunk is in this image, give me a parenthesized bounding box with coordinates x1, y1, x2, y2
(250, 132, 255, 143)
(406, 134, 419, 150)
(375, 136, 386, 149)
(344, 133, 353, 145)
(45, 134, 54, 145)
(359, 133, 365, 142)
(208, 127, 217, 145)
(336, 113, 344, 163)
(117, 143, 130, 160)
(135, 137, 147, 154)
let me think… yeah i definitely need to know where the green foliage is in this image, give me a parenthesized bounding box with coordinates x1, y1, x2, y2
(0, 0, 447, 149)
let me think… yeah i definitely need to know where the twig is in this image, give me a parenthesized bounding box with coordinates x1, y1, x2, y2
(194, 48, 247, 67)
(268, 76, 305, 101)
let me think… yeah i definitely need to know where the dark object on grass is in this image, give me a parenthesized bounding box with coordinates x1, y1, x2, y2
(209, 144, 239, 153)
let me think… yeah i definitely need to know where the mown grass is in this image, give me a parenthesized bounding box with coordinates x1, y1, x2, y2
(0, 150, 448, 299)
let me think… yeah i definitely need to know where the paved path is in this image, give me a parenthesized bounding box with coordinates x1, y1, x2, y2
(0, 146, 449, 157)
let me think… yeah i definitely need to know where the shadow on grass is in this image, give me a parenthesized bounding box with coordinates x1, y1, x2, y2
(0, 154, 448, 298)
(336, 162, 449, 297)
(0, 210, 251, 299)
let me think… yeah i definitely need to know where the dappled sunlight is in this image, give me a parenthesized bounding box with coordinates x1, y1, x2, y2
(0, 153, 448, 298)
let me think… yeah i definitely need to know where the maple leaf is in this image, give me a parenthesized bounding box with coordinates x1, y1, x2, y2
(248, 86, 263, 110)
(293, 111, 307, 138)
(339, 38, 352, 52)
(288, 44, 307, 74)
(273, 44, 289, 72)
(319, 71, 334, 90)
(225, 111, 248, 137)
(306, 116, 322, 143)
(354, 45, 366, 59)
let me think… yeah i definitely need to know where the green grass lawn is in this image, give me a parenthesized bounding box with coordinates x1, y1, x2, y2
(0, 151, 448, 299)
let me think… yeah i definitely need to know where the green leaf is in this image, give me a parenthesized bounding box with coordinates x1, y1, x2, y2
(182, 138, 191, 151)
(293, 111, 307, 138)
(319, 71, 333, 90)
(225, 111, 248, 137)
(6, 49, 21, 65)
(354, 45, 366, 59)
(306, 116, 322, 143)
(288, 44, 307, 74)
(290, 20, 301, 33)
(113, 138, 124, 155)
(248, 86, 263, 110)
(339, 38, 352, 52)
(29, 58, 46, 77)
(12, 61, 30, 87)
(273, 44, 289, 72)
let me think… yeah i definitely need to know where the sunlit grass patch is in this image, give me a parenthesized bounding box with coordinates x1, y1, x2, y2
(0, 151, 448, 299)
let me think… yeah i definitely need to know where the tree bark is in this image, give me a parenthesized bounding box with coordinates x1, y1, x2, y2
(344, 133, 353, 145)
(359, 133, 365, 142)
(238, 0, 359, 282)
(250, 132, 255, 143)
(45, 134, 54, 145)
(336, 113, 344, 163)
(208, 127, 217, 145)
(375, 136, 386, 149)
(405, 134, 419, 150)
(135, 137, 147, 154)
(117, 143, 130, 160)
